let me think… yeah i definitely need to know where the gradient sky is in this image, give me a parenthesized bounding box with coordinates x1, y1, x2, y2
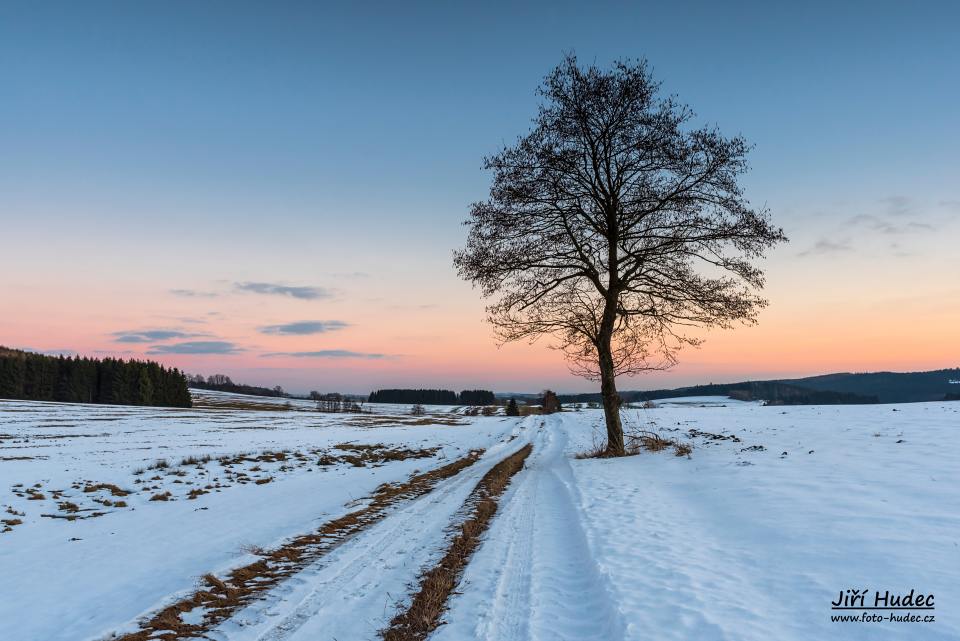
(1, 1, 958, 394)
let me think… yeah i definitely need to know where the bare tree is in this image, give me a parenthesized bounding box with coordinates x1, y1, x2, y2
(454, 55, 786, 455)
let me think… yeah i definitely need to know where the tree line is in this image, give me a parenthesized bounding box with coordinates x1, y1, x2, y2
(559, 380, 880, 406)
(368, 388, 496, 405)
(187, 373, 285, 398)
(0, 347, 191, 407)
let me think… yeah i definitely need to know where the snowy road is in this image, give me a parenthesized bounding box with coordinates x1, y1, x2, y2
(208, 414, 625, 641)
(434, 414, 624, 641)
(204, 418, 537, 641)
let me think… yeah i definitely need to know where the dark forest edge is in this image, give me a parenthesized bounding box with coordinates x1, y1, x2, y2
(368, 389, 495, 405)
(559, 368, 960, 406)
(0, 346, 191, 408)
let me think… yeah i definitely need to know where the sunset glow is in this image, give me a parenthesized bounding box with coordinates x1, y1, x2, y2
(2, 2, 957, 393)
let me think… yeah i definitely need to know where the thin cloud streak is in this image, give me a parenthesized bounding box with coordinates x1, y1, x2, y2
(261, 350, 386, 359)
(170, 289, 219, 298)
(112, 329, 201, 343)
(147, 341, 242, 355)
(798, 238, 853, 257)
(258, 320, 349, 335)
(235, 282, 331, 300)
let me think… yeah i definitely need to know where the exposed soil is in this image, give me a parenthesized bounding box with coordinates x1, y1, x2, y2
(111, 449, 486, 641)
(380, 443, 533, 641)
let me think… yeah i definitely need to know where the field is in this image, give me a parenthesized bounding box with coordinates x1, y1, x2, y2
(1, 392, 958, 640)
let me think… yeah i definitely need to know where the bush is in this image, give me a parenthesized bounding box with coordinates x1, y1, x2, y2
(541, 390, 562, 414)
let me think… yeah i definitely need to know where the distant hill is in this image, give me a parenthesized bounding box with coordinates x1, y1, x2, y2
(778, 369, 960, 403)
(558, 368, 960, 405)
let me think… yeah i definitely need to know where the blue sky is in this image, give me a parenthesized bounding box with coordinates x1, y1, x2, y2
(1, 1, 958, 393)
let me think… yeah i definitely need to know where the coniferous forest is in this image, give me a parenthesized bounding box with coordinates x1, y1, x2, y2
(0, 347, 192, 407)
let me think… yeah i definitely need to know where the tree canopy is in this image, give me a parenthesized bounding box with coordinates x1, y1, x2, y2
(455, 55, 786, 454)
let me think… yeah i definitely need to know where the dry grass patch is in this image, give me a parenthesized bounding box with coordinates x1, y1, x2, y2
(381, 444, 533, 641)
(112, 449, 486, 641)
(82, 483, 131, 497)
(2, 506, 25, 533)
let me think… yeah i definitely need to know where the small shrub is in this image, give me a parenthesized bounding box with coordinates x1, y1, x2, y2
(541, 390, 562, 414)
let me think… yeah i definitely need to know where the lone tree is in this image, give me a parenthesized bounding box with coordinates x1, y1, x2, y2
(455, 55, 786, 456)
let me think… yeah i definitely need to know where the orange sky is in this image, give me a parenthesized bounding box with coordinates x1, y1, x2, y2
(2, 209, 958, 394)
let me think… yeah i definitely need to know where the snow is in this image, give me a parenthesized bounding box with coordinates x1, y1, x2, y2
(0, 392, 515, 641)
(439, 401, 960, 640)
(3, 394, 958, 640)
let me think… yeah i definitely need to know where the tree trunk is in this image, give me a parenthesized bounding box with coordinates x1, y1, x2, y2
(597, 335, 624, 456)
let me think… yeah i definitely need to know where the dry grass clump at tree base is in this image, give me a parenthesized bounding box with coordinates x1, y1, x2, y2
(578, 427, 692, 459)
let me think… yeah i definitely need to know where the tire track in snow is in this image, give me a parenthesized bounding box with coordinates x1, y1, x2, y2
(205, 420, 536, 641)
(435, 418, 625, 641)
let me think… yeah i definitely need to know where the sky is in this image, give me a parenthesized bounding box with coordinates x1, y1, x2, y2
(1, 1, 958, 394)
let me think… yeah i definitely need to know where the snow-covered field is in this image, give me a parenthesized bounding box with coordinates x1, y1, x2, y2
(2, 393, 957, 640)
(440, 401, 960, 641)
(0, 391, 516, 641)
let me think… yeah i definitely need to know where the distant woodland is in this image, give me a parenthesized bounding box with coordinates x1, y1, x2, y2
(559, 369, 960, 406)
(368, 389, 496, 405)
(0, 347, 191, 407)
(187, 374, 285, 398)
(560, 381, 878, 406)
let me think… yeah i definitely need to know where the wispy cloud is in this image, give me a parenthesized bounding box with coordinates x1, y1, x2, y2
(261, 349, 385, 359)
(170, 288, 219, 298)
(258, 320, 350, 335)
(112, 329, 202, 343)
(846, 214, 933, 235)
(798, 238, 853, 258)
(880, 195, 914, 217)
(235, 282, 331, 300)
(147, 341, 242, 355)
(939, 200, 960, 216)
